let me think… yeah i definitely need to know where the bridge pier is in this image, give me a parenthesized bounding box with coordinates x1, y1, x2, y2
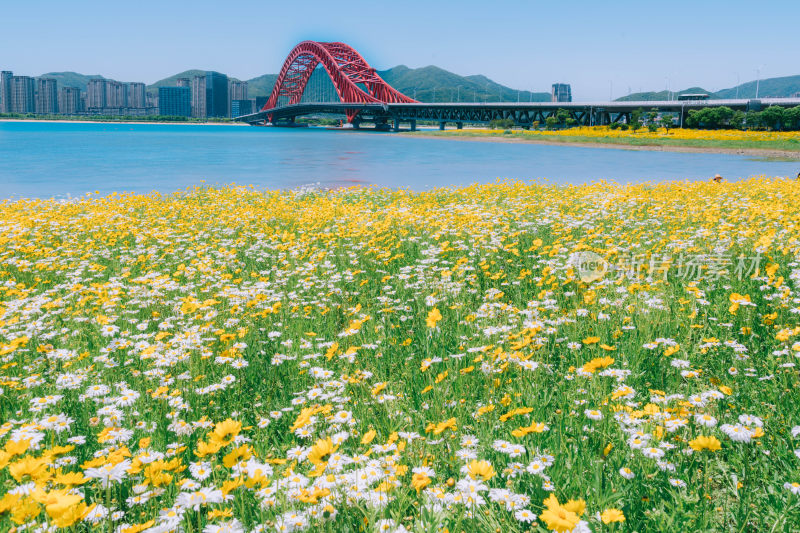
(457, 122, 463, 130)
(410, 119, 416, 131)
(393, 119, 400, 132)
(439, 122, 446, 130)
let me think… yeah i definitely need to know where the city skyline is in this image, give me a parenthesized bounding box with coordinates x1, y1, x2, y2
(0, 70, 254, 118)
(2, 0, 800, 101)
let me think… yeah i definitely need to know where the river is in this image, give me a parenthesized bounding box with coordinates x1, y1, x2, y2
(0, 121, 797, 198)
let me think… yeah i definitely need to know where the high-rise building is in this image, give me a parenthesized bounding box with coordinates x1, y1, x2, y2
(59, 87, 82, 115)
(146, 91, 158, 108)
(231, 99, 254, 117)
(551, 83, 572, 103)
(191, 75, 206, 118)
(1, 71, 12, 113)
(158, 86, 191, 117)
(190, 72, 231, 118)
(36, 78, 59, 114)
(206, 71, 228, 118)
(105, 80, 128, 108)
(87, 78, 106, 109)
(255, 96, 268, 111)
(228, 80, 247, 117)
(127, 82, 146, 108)
(176, 78, 190, 88)
(10, 76, 35, 113)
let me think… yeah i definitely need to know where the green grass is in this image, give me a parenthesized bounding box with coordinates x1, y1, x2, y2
(405, 129, 800, 154)
(2, 182, 800, 532)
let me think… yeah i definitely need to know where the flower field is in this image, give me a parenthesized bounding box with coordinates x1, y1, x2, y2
(472, 126, 800, 144)
(2, 179, 800, 532)
(520, 126, 800, 143)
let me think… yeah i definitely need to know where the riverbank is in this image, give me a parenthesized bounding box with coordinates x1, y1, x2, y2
(0, 118, 246, 126)
(400, 129, 800, 160)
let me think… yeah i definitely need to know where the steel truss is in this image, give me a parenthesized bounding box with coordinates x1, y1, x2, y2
(263, 41, 416, 122)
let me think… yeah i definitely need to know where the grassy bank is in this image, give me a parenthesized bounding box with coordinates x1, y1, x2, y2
(405, 127, 800, 156)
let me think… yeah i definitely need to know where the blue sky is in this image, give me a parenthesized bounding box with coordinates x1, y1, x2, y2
(3, 0, 799, 100)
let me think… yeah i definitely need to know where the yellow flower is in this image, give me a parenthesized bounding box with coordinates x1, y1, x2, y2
(120, 520, 156, 533)
(426, 307, 442, 328)
(581, 356, 614, 373)
(689, 435, 722, 452)
(466, 460, 495, 481)
(361, 429, 377, 445)
(411, 472, 431, 493)
(8, 456, 50, 483)
(511, 421, 548, 437)
(222, 444, 253, 468)
(4, 438, 31, 458)
(31, 488, 86, 528)
(307, 437, 337, 465)
(194, 439, 223, 458)
(207, 508, 234, 520)
(540, 494, 581, 532)
(54, 471, 90, 486)
(426, 417, 457, 435)
(210, 418, 242, 445)
(600, 508, 626, 524)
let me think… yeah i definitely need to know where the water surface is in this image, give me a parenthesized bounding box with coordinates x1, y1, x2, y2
(0, 121, 797, 198)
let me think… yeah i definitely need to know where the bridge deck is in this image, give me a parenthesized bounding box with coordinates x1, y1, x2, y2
(237, 98, 800, 126)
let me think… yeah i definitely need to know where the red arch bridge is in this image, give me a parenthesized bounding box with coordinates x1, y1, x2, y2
(238, 40, 800, 130)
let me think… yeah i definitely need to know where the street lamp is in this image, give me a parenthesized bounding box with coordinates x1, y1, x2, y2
(755, 66, 763, 99)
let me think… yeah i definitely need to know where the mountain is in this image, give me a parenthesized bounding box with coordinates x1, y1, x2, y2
(616, 75, 800, 102)
(38, 72, 105, 91)
(615, 87, 717, 102)
(374, 65, 550, 103)
(245, 74, 279, 97)
(716, 75, 800, 99)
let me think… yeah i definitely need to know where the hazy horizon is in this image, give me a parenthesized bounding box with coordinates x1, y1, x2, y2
(4, 0, 800, 101)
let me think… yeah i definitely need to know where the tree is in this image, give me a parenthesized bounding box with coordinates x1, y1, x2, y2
(785, 106, 800, 130)
(761, 106, 785, 130)
(555, 108, 570, 127)
(630, 108, 643, 132)
(489, 118, 514, 130)
(545, 116, 558, 130)
(730, 111, 746, 130)
(660, 114, 675, 133)
(745, 110, 763, 130)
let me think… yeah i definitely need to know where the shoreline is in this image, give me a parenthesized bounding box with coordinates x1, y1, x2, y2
(397, 131, 800, 160)
(0, 118, 247, 126)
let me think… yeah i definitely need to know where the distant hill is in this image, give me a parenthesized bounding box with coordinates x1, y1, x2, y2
(38, 72, 105, 91)
(615, 87, 717, 102)
(716, 75, 800, 99)
(375, 65, 550, 103)
(245, 74, 279, 97)
(616, 75, 800, 102)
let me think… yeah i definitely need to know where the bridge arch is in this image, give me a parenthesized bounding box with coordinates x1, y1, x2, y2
(262, 41, 416, 122)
